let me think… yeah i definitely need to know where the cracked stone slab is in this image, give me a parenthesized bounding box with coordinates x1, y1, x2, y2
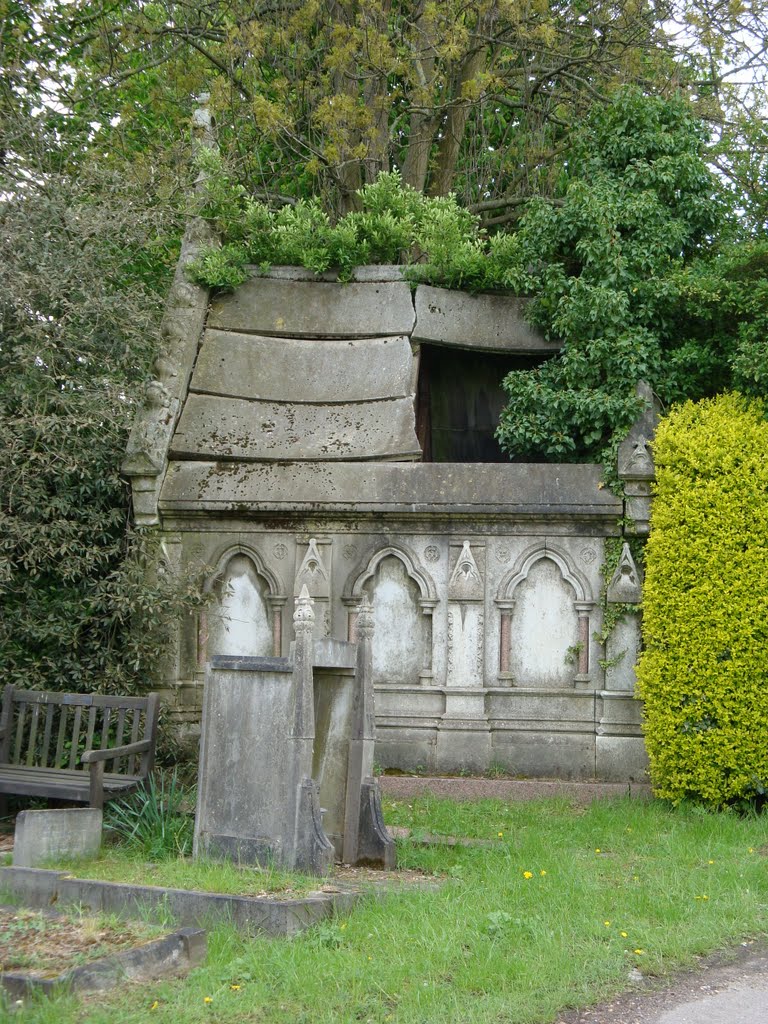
(190, 331, 414, 403)
(169, 394, 421, 461)
(208, 278, 416, 338)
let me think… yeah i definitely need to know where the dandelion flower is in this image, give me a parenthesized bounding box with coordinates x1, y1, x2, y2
(595, 848, 601, 853)
(498, 832, 504, 838)
(540, 870, 547, 876)
(621, 932, 628, 938)
(634, 949, 644, 955)
(708, 859, 714, 865)
(604, 921, 611, 927)
(204, 997, 213, 1004)
(230, 985, 241, 991)
(523, 870, 533, 879)
(150, 1002, 159, 1011)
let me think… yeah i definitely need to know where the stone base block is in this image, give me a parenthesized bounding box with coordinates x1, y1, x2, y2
(13, 809, 102, 868)
(595, 736, 649, 783)
(435, 720, 492, 774)
(490, 730, 596, 780)
(354, 780, 396, 869)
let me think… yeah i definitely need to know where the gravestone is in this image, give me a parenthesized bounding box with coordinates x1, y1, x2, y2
(13, 808, 102, 868)
(194, 588, 395, 873)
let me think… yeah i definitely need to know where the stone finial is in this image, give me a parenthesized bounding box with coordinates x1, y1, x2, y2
(293, 585, 315, 634)
(606, 543, 644, 604)
(356, 594, 375, 640)
(617, 382, 662, 483)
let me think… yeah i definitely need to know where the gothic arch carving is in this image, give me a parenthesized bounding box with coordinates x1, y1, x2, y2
(198, 544, 286, 663)
(343, 543, 437, 604)
(343, 543, 437, 682)
(495, 543, 594, 686)
(205, 543, 284, 599)
(496, 543, 592, 604)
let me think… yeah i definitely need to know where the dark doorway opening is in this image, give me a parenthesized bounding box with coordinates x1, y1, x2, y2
(416, 344, 547, 462)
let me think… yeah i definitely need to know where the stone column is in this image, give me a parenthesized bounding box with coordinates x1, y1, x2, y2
(496, 600, 515, 683)
(343, 595, 396, 868)
(290, 586, 334, 875)
(574, 602, 593, 687)
(597, 543, 647, 781)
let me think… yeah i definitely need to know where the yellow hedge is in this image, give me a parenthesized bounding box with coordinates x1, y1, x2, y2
(637, 393, 768, 806)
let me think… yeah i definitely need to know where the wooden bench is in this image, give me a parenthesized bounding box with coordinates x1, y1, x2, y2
(0, 686, 159, 810)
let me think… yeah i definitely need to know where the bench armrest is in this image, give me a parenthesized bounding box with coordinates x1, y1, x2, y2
(81, 739, 152, 764)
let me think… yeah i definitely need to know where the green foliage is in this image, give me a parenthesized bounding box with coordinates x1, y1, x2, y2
(636, 394, 768, 807)
(104, 771, 193, 859)
(497, 88, 724, 464)
(189, 161, 522, 289)
(0, 144, 203, 725)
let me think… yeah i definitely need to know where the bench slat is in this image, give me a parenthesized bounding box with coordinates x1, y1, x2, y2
(41, 703, 55, 768)
(128, 708, 141, 776)
(12, 704, 26, 765)
(54, 705, 68, 769)
(113, 708, 126, 773)
(84, 705, 97, 754)
(69, 706, 83, 770)
(0, 687, 159, 809)
(26, 704, 40, 767)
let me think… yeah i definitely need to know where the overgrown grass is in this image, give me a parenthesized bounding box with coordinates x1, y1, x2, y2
(11, 796, 768, 1024)
(51, 849, 321, 898)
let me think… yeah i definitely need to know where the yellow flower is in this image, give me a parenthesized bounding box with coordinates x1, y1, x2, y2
(604, 921, 611, 927)
(540, 870, 547, 876)
(620, 931, 628, 938)
(634, 949, 644, 955)
(204, 997, 213, 1004)
(498, 832, 504, 838)
(150, 1002, 159, 1011)
(595, 848, 601, 854)
(523, 870, 533, 879)
(708, 859, 714, 865)
(749, 848, 755, 854)
(230, 985, 241, 991)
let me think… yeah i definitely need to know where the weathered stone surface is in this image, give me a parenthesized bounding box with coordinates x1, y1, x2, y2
(13, 809, 102, 868)
(160, 461, 622, 517)
(0, 924, 206, 997)
(191, 331, 414, 403)
(413, 285, 556, 352)
(606, 541, 644, 603)
(604, 613, 642, 692)
(194, 656, 297, 867)
(209, 278, 416, 337)
(246, 264, 405, 283)
(170, 395, 421, 461)
(0, 866, 350, 937)
(617, 381, 662, 482)
(595, 736, 649, 782)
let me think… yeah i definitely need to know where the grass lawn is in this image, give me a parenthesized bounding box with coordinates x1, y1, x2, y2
(7, 795, 768, 1024)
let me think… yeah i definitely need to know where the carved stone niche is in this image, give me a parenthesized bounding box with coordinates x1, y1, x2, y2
(199, 546, 286, 666)
(294, 538, 332, 639)
(495, 544, 595, 689)
(446, 541, 485, 688)
(343, 545, 437, 686)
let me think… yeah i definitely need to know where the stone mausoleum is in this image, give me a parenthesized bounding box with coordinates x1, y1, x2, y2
(123, 218, 654, 783)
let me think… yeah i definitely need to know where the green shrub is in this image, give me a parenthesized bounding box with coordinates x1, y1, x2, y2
(636, 393, 768, 807)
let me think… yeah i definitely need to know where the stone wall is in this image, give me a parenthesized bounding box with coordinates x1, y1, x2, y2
(124, 265, 649, 782)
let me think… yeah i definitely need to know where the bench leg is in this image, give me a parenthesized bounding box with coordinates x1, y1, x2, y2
(89, 761, 105, 810)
